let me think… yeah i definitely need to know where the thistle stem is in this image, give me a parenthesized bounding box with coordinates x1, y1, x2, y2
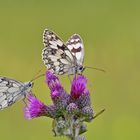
(67, 117, 86, 140)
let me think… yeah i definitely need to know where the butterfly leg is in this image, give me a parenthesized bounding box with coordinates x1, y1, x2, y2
(22, 94, 27, 106)
(68, 75, 72, 83)
(30, 92, 36, 97)
(74, 72, 78, 80)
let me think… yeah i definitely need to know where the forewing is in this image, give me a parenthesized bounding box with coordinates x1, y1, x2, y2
(66, 34, 84, 66)
(42, 29, 75, 75)
(0, 77, 24, 110)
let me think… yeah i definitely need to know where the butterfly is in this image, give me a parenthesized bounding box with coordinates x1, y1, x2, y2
(0, 76, 33, 110)
(42, 29, 85, 75)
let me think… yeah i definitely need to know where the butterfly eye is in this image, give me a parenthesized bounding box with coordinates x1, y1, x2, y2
(29, 82, 33, 87)
(79, 66, 83, 70)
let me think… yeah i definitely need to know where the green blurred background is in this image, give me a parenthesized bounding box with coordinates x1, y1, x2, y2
(0, 0, 139, 140)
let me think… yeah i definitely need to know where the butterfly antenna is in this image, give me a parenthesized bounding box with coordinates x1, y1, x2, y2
(93, 109, 105, 120)
(85, 66, 106, 73)
(31, 68, 44, 79)
(30, 68, 45, 82)
(31, 73, 45, 82)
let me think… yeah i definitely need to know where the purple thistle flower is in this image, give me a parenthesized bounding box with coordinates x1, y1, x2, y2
(24, 70, 97, 139)
(70, 75, 91, 108)
(51, 90, 70, 110)
(51, 90, 60, 100)
(70, 75, 88, 99)
(46, 71, 70, 109)
(24, 94, 56, 119)
(46, 71, 63, 92)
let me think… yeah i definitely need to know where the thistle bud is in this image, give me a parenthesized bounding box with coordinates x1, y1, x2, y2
(66, 103, 79, 114)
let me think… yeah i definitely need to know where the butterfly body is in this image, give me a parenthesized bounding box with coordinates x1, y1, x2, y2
(42, 29, 85, 75)
(67, 65, 84, 75)
(21, 81, 33, 93)
(0, 77, 33, 110)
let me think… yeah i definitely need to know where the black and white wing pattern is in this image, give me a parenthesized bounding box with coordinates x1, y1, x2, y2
(0, 77, 32, 110)
(66, 34, 84, 66)
(42, 29, 76, 75)
(42, 29, 85, 75)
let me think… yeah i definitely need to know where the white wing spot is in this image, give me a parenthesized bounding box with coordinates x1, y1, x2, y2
(67, 45, 73, 50)
(57, 49, 64, 55)
(0, 95, 6, 103)
(1, 100, 7, 108)
(75, 52, 82, 61)
(2, 81, 8, 84)
(50, 44, 58, 49)
(47, 64, 51, 69)
(8, 87, 19, 93)
(73, 43, 81, 49)
(65, 50, 74, 62)
(0, 87, 8, 92)
(55, 66, 60, 72)
(56, 40, 63, 46)
(54, 62, 60, 66)
(13, 83, 19, 88)
(60, 59, 69, 64)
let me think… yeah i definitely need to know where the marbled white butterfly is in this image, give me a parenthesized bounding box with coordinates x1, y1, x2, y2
(0, 74, 44, 110)
(0, 76, 33, 110)
(42, 29, 85, 75)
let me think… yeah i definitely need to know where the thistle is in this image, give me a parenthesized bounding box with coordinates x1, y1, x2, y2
(24, 71, 97, 140)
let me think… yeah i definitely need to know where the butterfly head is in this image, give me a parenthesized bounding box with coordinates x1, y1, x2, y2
(77, 65, 85, 74)
(24, 81, 34, 91)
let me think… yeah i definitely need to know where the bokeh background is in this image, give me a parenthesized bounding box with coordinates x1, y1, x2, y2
(0, 0, 139, 140)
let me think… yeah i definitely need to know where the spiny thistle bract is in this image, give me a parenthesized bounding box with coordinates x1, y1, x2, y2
(24, 71, 94, 140)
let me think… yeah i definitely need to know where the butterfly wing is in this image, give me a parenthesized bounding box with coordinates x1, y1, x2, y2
(66, 34, 84, 66)
(42, 29, 76, 75)
(0, 77, 25, 110)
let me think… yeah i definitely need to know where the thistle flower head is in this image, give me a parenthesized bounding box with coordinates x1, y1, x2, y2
(82, 106, 94, 117)
(76, 91, 91, 108)
(24, 94, 57, 119)
(45, 71, 70, 109)
(70, 75, 91, 108)
(81, 106, 94, 122)
(24, 70, 96, 140)
(46, 71, 63, 92)
(51, 90, 60, 100)
(71, 75, 88, 99)
(24, 94, 47, 119)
